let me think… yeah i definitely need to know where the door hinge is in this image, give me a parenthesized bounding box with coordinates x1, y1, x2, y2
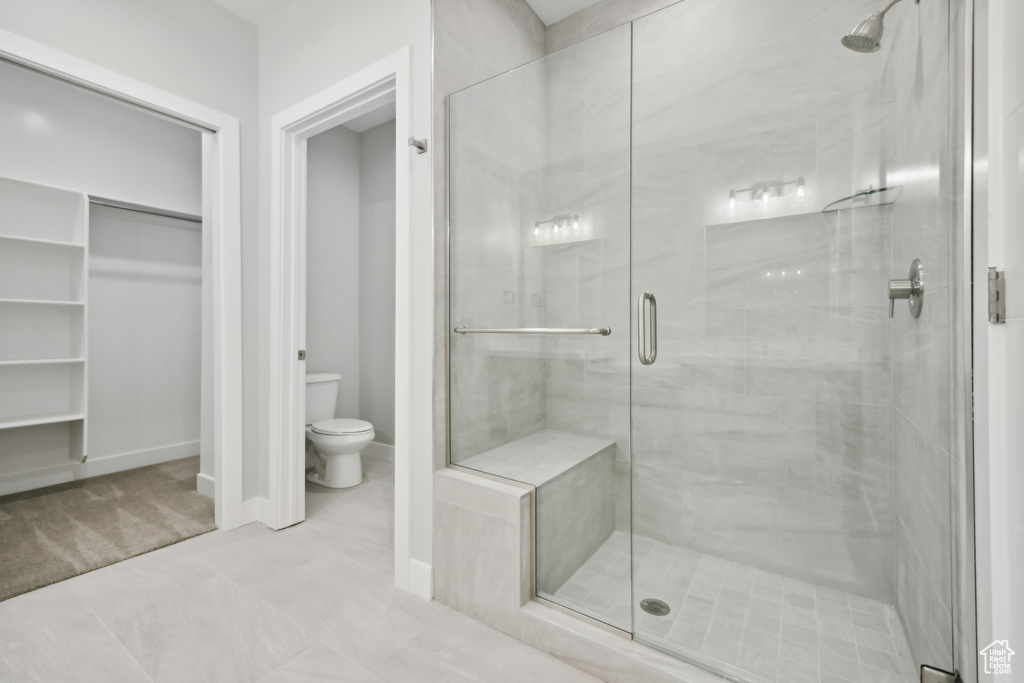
(921, 665, 960, 683)
(298, 350, 306, 361)
(989, 267, 1006, 324)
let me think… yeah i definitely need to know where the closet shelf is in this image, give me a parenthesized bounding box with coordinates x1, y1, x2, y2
(0, 358, 85, 367)
(0, 234, 85, 249)
(0, 298, 85, 306)
(0, 412, 85, 431)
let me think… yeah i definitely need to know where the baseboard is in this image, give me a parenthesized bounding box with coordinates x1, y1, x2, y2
(364, 441, 395, 462)
(408, 558, 433, 600)
(241, 496, 269, 526)
(0, 441, 200, 497)
(196, 472, 215, 499)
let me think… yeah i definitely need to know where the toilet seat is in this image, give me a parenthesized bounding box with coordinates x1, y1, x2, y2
(310, 418, 373, 436)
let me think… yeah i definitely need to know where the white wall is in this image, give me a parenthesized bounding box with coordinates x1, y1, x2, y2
(306, 126, 362, 418)
(979, 0, 1024, 674)
(0, 60, 201, 214)
(88, 205, 201, 462)
(359, 120, 397, 445)
(259, 0, 433, 577)
(0, 0, 259, 500)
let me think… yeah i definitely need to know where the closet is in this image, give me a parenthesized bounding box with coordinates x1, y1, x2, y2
(0, 55, 204, 497)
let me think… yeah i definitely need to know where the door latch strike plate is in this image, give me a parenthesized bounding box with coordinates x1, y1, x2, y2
(298, 350, 306, 361)
(989, 267, 1006, 324)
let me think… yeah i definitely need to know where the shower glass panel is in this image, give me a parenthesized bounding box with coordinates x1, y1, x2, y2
(448, 26, 633, 629)
(628, 1, 955, 682)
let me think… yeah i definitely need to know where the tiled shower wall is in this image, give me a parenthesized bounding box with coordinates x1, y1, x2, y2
(535, 26, 633, 535)
(433, 0, 546, 466)
(883, 0, 961, 674)
(545, 0, 901, 603)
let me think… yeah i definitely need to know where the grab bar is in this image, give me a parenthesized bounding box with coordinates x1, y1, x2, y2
(454, 326, 611, 336)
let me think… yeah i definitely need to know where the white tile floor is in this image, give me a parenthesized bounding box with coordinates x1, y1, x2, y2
(554, 531, 919, 683)
(0, 455, 601, 683)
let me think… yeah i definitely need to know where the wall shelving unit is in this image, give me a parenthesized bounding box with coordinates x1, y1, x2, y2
(0, 177, 89, 461)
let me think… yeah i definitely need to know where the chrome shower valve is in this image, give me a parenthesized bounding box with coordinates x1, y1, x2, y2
(889, 258, 924, 318)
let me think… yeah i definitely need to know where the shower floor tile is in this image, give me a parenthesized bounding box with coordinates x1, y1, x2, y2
(552, 531, 918, 683)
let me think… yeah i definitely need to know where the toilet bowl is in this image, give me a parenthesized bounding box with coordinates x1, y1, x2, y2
(304, 372, 375, 489)
(305, 418, 375, 488)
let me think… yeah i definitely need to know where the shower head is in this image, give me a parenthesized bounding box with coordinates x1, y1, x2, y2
(841, 11, 885, 53)
(841, 0, 916, 53)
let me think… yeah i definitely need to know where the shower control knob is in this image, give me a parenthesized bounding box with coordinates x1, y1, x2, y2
(888, 259, 923, 319)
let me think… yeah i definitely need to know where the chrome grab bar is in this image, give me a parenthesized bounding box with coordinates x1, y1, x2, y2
(453, 326, 611, 336)
(637, 291, 657, 365)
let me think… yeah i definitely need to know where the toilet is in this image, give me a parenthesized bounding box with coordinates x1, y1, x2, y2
(305, 372, 375, 488)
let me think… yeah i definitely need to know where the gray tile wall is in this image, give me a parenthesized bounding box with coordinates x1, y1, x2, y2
(883, 0, 959, 673)
(442, 3, 549, 464)
(545, 0, 680, 54)
(623, 0, 900, 604)
(433, 0, 547, 470)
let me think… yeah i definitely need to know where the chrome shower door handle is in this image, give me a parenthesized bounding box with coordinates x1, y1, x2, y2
(637, 291, 657, 366)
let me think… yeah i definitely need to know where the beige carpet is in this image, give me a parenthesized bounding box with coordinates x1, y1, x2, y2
(0, 456, 215, 601)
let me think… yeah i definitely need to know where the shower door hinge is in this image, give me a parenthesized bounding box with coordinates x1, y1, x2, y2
(298, 350, 306, 361)
(921, 665, 959, 683)
(989, 267, 1006, 324)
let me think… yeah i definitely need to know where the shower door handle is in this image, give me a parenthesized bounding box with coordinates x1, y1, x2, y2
(637, 291, 657, 366)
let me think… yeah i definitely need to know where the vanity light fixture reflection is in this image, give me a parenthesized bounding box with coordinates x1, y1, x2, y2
(728, 176, 807, 209)
(534, 214, 581, 238)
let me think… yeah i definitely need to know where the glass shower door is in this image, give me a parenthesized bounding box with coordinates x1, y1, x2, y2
(629, 1, 956, 682)
(447, 25, 633, 630)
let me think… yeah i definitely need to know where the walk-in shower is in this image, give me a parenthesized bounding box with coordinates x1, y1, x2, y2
(448, 1, 967, 682)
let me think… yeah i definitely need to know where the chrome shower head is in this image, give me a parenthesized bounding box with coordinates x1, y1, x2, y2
(841, 11, 885, 53)
(842, 0, 915, 53)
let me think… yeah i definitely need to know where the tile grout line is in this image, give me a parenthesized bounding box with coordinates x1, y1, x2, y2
(69, 582, 158, 683)
(184, 541, 397, 680)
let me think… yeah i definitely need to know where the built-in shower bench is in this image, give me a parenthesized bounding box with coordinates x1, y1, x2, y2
(460, 430, 617, 594)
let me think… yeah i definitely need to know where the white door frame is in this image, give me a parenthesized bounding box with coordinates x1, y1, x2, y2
(0, 29, 246, 529)
(267, 47, 423, 593)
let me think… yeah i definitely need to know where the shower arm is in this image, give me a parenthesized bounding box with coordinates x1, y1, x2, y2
(876, 0, 903, 16)
(875, 0, 919, 17)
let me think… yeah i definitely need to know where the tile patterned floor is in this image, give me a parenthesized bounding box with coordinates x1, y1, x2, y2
(553, 531, 919, 683)
(0, 455, 601, 683)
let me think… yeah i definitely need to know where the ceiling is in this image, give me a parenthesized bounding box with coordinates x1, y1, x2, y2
(209, 0, 603, 27)
(524, 0, 603, 25)
(208, 0, 292, 26)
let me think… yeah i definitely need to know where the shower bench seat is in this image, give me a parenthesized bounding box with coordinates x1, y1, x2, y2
(459, 429, 617, 594)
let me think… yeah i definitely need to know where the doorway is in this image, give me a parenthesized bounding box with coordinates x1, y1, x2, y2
(304, 112, 397, 486)
(0, 32, 244, 528)
(266, 47, 430, 596)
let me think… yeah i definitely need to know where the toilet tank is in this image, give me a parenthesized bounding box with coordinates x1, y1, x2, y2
(305, 372, 340, 425)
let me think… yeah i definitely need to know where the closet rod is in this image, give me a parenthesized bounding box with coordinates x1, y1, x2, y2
(89, 196, 202, 225)
(0, 54, 216, 135)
